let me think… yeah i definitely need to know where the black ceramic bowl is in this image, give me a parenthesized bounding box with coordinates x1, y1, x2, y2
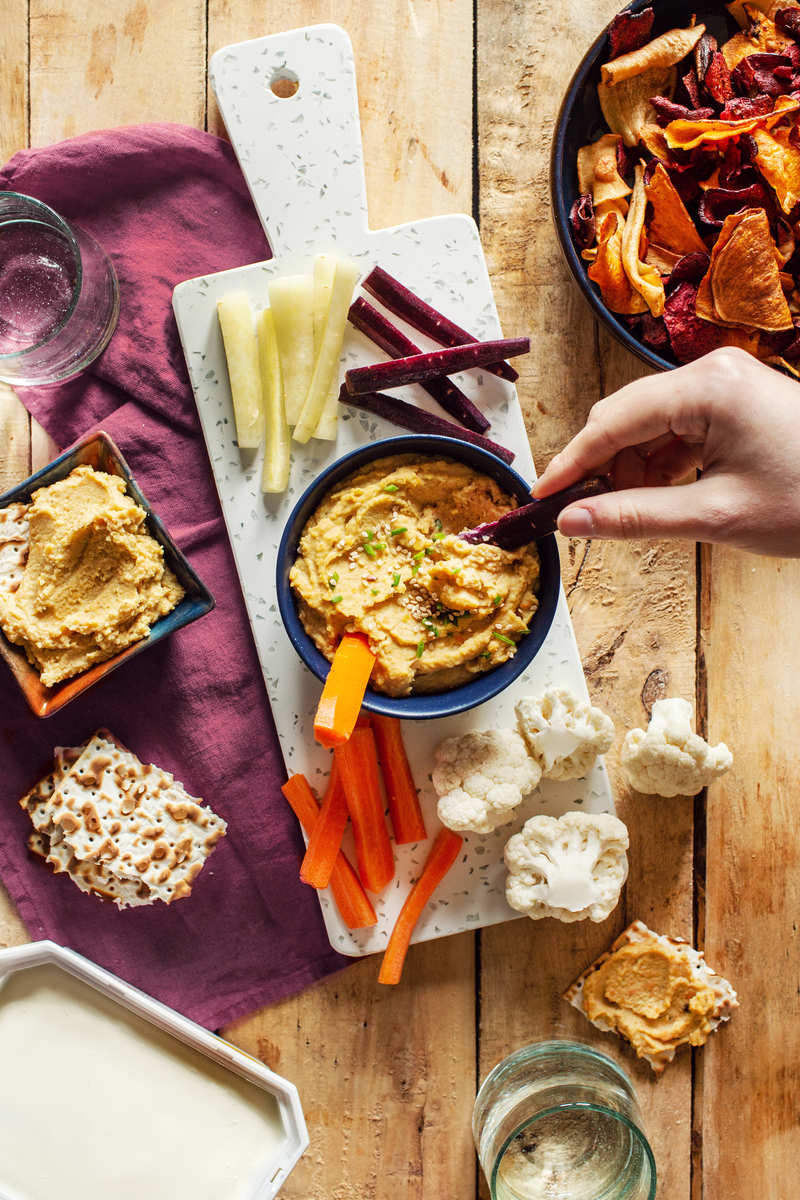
(551, 0, 741, 371)
(276, 435, 561, 721)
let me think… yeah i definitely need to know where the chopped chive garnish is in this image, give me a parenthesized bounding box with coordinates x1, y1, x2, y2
(493, 632, 516, 645)
(413, 550, 425, 562)
(328, 573, 339, 589)
(376, 542, 387, 551)
(493, 593, 502, 606)
(371, 588, 379, 595)
(392, 572, 401, 587)
(390, 527, 407, 537)
(383, 484, 399, 493)
(331, 595, 343, 604)
(364, 543, 376, 557)
(416, 641, 425, 658)
(434, 518, 443, 531)
(411, 565, 420, 576)
(365, 530, 374, 541)
(480, 652, 492, 658)
(433, 531, 446, 540)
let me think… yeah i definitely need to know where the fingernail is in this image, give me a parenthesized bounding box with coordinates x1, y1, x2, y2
(558, 506, 595, 538)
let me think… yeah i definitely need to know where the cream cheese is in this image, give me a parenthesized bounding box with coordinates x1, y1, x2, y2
(0, 965, 284, 1200)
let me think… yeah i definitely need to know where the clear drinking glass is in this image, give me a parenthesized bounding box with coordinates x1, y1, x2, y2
(473, 1041, 656, 1200)
(0, 192, 119, 384)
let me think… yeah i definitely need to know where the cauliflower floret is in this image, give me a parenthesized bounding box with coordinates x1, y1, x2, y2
(432, 728, 541, 834)
(516, 686, 615, 781)
(622, 698, 732, 797)
(504, 811, 629, 923)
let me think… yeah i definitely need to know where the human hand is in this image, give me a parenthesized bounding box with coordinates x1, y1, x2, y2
(532, 348, 800, 557)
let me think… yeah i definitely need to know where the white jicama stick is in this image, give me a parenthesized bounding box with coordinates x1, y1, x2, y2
(311, 253, 340, 442)
(216, 292, 264, 449)
(268, 274, 315, 425)
(293, 257, 360, 444)
(257, 307, 290, 493)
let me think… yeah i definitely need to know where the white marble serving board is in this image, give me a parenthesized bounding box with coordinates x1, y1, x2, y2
(172, 25, 616, 957)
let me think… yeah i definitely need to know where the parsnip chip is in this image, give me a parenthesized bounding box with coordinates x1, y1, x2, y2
(645, 163, 708, 256)
(752, 126, 800, 214)
(600, 24, 705, 85)
(587, 210, 648, 314)
(696, 208, 794, 331)
(598, 68, 676, 147)
(621, 165, 666, 316)
(665, 95, 800, 151)
(577, 134, 632, 205)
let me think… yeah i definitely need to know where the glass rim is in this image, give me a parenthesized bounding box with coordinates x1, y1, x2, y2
(0, 190, 84, 359)
(489, 1101, 657, 1200)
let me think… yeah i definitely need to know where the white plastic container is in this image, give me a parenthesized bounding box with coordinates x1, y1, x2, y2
(0, 941, 308, 1200)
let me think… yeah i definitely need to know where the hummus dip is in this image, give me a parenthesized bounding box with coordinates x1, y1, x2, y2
(0, 465, 184, 686)
(290, 454, 540, 696)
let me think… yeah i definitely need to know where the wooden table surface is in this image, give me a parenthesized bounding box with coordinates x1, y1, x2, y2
(1, 3, 798, 1197)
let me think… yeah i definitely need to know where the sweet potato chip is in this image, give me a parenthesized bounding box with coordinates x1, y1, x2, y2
(696, 208, 794, 331)
(721, 6, 794, 69)
(598, 68, 676, 147)
(645, 162, 708, 256)
(665, 94, 800, 150)
(622, 165, 666, 316)
(601, 24, 706, 85)
(752, 125, 800, 212)
(578, 134, 633, 205)
(587, 209, 648, 314)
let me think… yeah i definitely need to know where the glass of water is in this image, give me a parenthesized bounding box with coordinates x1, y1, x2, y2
(0, 192, 119, 385)
(473, 1041, 656, 1200)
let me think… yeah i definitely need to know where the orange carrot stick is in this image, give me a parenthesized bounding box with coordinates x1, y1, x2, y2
(371, 713, 427, 844)
(281, 773, 377, 929)
(378, 827, 464, 984)
(335, 727, 395, 894)
(314, 633, 376, 748)
(300, 757, 349, 889)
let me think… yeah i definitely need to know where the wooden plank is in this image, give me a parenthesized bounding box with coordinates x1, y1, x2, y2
(214, 4, 478, 1197)
(29, 0, 207, 143)
(0, 0, 28, 166)
(476, 5, 696, 1197)
(701, 547, 800, 1198)
(207, 0, 472, 233)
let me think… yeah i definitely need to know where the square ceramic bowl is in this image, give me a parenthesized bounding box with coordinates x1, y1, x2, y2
(0, 941, 307, 1200)
(0, 429, 215, 716)
(276, 434, 560, 720)
(550, 0, 740, 371)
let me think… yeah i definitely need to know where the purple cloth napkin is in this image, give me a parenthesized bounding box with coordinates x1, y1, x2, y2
(0, 123, 349, 1029)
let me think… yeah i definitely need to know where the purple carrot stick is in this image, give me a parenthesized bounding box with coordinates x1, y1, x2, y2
(345, 338, 530, 396)
(362, 265, 520, 383)
(348, 297, 491, 434)
(337, 385, 515, 464)
(461, 477, 615, 548)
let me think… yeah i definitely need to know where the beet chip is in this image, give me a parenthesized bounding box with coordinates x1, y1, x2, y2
(776, 7, 800, 41)
(664, 281, 722, 362)
(698, 184, 772, 227)
(694, 32, 718, 84)
(569, 193, 596, 251)
(651, 95, 715, 126)
(607, 7, 655, 60)
(666, 252, 711, 291)
(732, 53, 798, 98)
(719, 136, 759, 190)
(761, 319, 800, 361)
(703, 50, 733, 103)
(719, 94, 775, 121)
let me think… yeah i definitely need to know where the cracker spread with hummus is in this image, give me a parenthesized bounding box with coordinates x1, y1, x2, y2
(565, 919, 739, 1073)
(0, 465, 184, 687)
(290, 454, 540, 697)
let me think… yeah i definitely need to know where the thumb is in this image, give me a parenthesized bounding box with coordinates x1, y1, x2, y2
(556, 477, 739, 544)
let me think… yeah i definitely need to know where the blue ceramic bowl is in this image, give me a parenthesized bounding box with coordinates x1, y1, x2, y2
(550, 0, 739, 372)
(0, 429, 215, 716)
(276, 435, 560, 720)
